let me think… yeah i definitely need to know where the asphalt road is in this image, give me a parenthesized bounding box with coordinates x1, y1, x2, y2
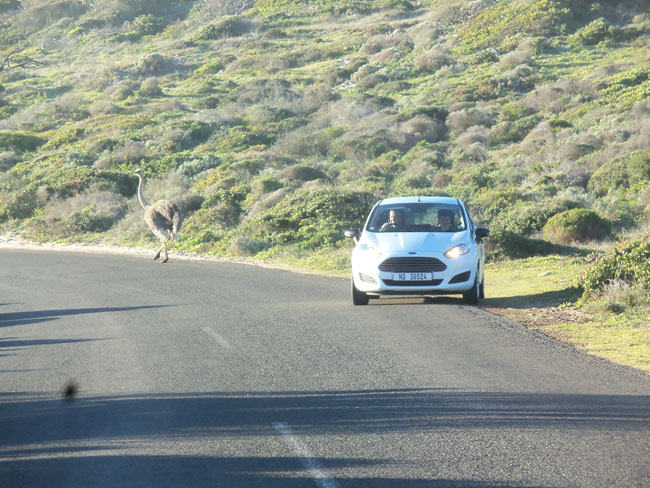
(1, 249, 649, 488)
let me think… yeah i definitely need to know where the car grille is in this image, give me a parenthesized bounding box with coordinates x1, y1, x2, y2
(378, 257, 447, 272)
(383, 279, 443, 287)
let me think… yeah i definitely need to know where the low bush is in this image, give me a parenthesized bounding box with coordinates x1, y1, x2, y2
(0, 150, 16, 170)
(414, 49, 452, 73)
(588, 148, 650, 196)
(0, 187, 39, 221)
(139, 77, 162, 97)
(65, 205, 120, 233)
(484, 230, 576, 261)
(177, 155, 221, 178)
(137, 54, 171, 76)
(13, 0, 88, 33)
(279, 165, 328, 182)
(0, 131, 46, 152)
(499, 50, 531, 69)
(580, 239, 650, 298)
(500, 102, 536, 122)
(568, 18, 620, 47)
(235, 190, 375, 253)
(195, 16, 256, 40)
(490, 114, 543, 145)
(491, 199, 579, 235)
(116, 14, 167, 41)
(446, 108, 493, 136)
(543, 208, 611, 244)
(458, 0, 574, 52)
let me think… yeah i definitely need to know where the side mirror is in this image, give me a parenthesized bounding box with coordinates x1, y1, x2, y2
(475, 227, 490, 242)
(345, 228, 360, 243)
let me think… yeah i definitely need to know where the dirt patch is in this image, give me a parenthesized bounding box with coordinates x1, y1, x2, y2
(482, 305, 588, 328)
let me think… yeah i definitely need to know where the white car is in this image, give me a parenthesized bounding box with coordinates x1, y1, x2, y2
(345, 196, 490, 305)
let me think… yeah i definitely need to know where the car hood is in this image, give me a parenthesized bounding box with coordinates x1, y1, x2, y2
(363, 230, 468, 253)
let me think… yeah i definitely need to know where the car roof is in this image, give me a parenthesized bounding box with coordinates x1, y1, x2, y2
(378, 196, 462, 206)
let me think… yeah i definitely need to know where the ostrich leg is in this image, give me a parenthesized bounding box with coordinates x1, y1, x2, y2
(153, 242, 164, 261)
(160, 241, 169, 263)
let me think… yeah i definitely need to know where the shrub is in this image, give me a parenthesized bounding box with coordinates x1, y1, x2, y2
(568, 18, 620, 47)
(177, 156, 221, 178)
(137, 54, 171, 76)
(88, 101, 121, 116)
(223, 78, 300, 110)
(63, 205, 120, 234)
(499, 50, 531, 68)
(414, 48, 452, 73)
(491, 199, 579, 235)
(0, 150, 16, 170)
(0, 188, 39, 221)
(0, 131, 45, 152)
(139, 77, 162, 97)
(484, 230, 575, 261)
(408, 21, 444, 49)
(95, 141, 148, 169)
(490, 114, 543, 145)
(13, 0, 88, 33)
(446, 108, 493, 136)
(543, 208, 611, 244)
(458, 0, 574, 52)
(588, 148, 650, 196)
(580, 239, 650, 298)
(118, 14, 167, 41)
(195, 16, 255, 40)
(456, 125, 489, 148)
(468, 48, 500, 65)
(500, 102, 536, 122)
(402, 115, 446, 144)
(197, 0, 256, 16)
(279, 165, 328, 182)
(236, 190, 375, 252)
(253, 0, 413, 18)
(595, 280, 649, 314)
(602, 67, 650, 95)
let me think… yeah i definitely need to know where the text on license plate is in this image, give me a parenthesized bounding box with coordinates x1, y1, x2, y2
(393, 272, 432, 281)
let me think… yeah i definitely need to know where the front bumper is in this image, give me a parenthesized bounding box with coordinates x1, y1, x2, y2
(351, 251, 477, 296)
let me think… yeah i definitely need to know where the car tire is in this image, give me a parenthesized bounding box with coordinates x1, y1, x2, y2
(463, 270, 480, 305)
(351, 279, 370, 306)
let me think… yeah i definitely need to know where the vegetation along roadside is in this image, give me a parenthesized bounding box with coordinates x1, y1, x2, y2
(0, 1, 648, 371)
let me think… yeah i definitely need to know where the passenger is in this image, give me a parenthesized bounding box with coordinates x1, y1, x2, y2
(437, 209, 456, 232)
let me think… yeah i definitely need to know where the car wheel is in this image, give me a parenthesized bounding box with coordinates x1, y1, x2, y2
(462, 270, 480, 305)
(351, 279, 370, 306)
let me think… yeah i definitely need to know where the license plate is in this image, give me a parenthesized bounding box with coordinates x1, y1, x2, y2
(393, 272, 432, 281)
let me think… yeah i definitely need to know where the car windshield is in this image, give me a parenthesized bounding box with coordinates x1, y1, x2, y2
(366, 202, 467, 233)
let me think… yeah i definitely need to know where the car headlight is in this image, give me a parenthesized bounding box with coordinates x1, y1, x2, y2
(357, 243, 383, 260)
(444, 243, 470, 259)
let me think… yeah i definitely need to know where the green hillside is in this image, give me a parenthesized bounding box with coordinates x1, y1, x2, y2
(0, 2, 648, 303)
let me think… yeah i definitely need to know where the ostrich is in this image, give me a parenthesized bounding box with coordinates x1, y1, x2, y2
(134, 169, 182, 263)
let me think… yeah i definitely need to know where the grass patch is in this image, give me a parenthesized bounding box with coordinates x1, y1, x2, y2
(483, 255, 650, 373)
(484, 255, 583, 308)
(550, 319, 650, 372)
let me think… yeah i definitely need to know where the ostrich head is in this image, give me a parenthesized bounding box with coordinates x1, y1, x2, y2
(134, 168, 143, 177)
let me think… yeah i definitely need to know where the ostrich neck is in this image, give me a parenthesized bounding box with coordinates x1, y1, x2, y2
(136, 175, 150, 208)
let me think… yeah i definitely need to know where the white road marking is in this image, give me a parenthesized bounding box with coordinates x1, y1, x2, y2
(201, 327, 231, 349)
(273, 422, 339, 488)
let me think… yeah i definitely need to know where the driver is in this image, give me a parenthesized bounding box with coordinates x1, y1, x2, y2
(381, 209, 405, 231)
